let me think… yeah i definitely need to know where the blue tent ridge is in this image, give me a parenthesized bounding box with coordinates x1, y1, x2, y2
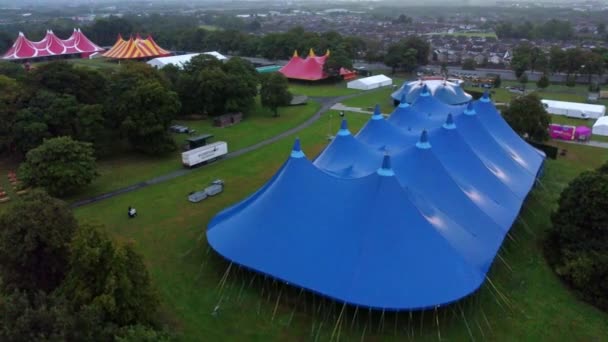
(377, 155, 395, 176)
(443, 113, 456, 130)
(416, 130, 432, 149)
(372, 104, 383, 120)
(290, 138, 305, 158)
(420, 84, 431, 97)
(338, 119, 351, 136)
(464, 102, 476, 116)
(480, 90, 491, 103)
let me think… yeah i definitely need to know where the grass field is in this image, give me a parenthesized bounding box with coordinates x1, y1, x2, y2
(70, 101, 320, 202)
(199, 25, 220, 31)
(289, 82, 361, 97)
(74, 108, 608, 340)
(340, 87, 396, 114)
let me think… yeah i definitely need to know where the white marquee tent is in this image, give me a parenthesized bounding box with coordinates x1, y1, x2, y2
(592, 116, 608, 136)
(147, 52, 228, 69)
(541, 99, 606, 119)
(347, 74, 393, 90)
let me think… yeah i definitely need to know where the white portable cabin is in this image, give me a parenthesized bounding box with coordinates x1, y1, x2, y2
(181, 141, 228, 167)
(347, 74, 393, 90)
(592, 116, 608, 136)
(541, 99, 606, 119)
(147, 52, 228, 69)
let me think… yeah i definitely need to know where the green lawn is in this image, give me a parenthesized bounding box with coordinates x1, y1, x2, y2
(69, 101, 320, 202)
(340, 87, 396, 114)
(199, 25, 220, 31)
(289, 82, 361, 97)
(74, 109, 608, 340)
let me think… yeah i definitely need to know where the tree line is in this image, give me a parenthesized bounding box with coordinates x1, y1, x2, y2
(495, 19, 574, 40)
(0, 190, 167, 340)
(511, 42, 607, 84)
(0, 56, 265, 159)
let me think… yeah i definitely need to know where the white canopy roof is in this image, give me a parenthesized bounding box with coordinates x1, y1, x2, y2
(592, 116, 608, 136)
(147, 51, 228, 69)
(541, 99, 606, 118)
(347, 74, 392, 90)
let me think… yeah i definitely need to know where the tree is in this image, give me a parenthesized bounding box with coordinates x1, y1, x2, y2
(549, 46, 567, 74)
(384, 37, 430, 73)
(115, 79, 179, 154)
(512, 43, 532, 78)
(20, 137, 98, 197)
(324, 48, 353, 77)
(260, 73, 292, 117)
(440, 62, 448, 77)
(518, 73, 529, 91)
(222, 57, 259, 113)
(545, 169, 608, 311)
(60, 224, 159, 327)
(462, 58, 476, 70)
(502, 93, 550, 142)
(0, 290, 115, 341)
(0, 190, 78, 292)
(537, 74, 550, 89)
(494, 74, 502, 88)
(0, 61, 25, 79)
(0, 76, 21, 153)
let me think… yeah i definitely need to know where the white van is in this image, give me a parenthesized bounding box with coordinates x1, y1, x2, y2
(181, 141, 228, 167)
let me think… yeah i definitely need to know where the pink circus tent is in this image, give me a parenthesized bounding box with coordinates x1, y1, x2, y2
(279, 49, 330, 81)
(2, 29, 104, 60)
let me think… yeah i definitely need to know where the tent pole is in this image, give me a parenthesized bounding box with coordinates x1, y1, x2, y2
(435, 306, 441, 341)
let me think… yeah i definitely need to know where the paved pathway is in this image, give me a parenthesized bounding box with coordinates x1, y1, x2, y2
(557, 139, 608, 149)
(70, 93, 364, 208)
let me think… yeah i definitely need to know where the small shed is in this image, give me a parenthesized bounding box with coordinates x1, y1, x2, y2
(347, 74, 393, 90)
(186, 134, 214, 149)
(213, 113, 243, 128)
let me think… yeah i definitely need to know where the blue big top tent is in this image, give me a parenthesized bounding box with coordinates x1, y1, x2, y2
(207, 81, 545, 311)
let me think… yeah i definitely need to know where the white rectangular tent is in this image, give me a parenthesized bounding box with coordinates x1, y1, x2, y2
(541, 99, 606, 119)
(347, 74, 393, 90)
(147, 52, 228, 69)
(592, 116, 608, 136)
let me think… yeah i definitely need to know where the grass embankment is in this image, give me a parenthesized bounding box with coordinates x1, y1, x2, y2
(75, 110, 608, 340)
(71, 101, 320, 202)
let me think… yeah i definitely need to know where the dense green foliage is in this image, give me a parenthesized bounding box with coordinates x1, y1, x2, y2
(19, 137, 98, 196)
(171, 55, 258, 116)
(495, 19, 574, 40)
(60, 224, 159, 327)
(0, 61, 180, 159)
(260, 73, 293, 117)
(0, 191, 163, 340)
(545, 164, 608, 312)
(323, 48, 353, 77)
(461, 58, 476, 70)
(512, 44, 604, 83)
(384, 36, 430, 73)
(537, 74, 550, 89)
(0, 190, 77, 292)
(502, 93, 550, 142)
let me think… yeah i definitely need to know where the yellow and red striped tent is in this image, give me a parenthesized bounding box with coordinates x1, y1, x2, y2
(103, 34, 171, 59)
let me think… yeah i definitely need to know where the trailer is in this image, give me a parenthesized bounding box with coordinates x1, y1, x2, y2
(541, 99, 606, 119)
(181, 141, 228, 168)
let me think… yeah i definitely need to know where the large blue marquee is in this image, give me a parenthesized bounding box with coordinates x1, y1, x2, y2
(207, 86, 545, 310)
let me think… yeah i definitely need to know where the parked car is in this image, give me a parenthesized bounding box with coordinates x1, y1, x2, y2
(170, 125, 191, 133)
